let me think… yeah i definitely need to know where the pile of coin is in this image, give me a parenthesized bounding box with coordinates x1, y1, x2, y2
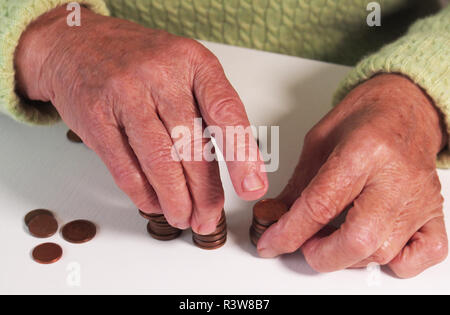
(250, 199, 288, 246)
(24, 209, 97, 264)
(139, 210, 182, 241)
(192, 211, 227, 250)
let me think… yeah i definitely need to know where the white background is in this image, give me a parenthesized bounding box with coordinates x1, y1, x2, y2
(1, 42, 449, 294)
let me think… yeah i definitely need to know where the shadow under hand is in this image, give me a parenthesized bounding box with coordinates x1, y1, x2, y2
(0, 115, 145, 237)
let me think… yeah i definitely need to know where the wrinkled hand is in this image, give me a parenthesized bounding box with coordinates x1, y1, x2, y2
(15, 7, 268, 234)
(258, 74, 448, 278)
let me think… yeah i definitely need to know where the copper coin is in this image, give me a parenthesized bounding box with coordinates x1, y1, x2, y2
(147, 220, 179, 230)
(147, 222, 181, 236)
(249, 229, 260, 247)
(253, 199, 288, 226)
(250, 226, 263, 237)
(24, 209, 54, 226)
(32, 243, 63, 264)
(195, 231, 228, 242)
(193, 220, 227, 238)
(149, 213, 173, 225)
(28, 214, 58, 238)
(147, 223, 182, 241)
(67, 130, 83, 143)
(62, 220, 97, 244)
(138, 210, 165, 221)
(192, 211, 227, 237)
(252, 219, 269, 231)
(193, 235, 227, 250)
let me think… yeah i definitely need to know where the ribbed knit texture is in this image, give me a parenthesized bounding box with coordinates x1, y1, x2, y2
(0, 0, 449, 167)
(0, 0, 109, 125)
(333, 6, 450, 168)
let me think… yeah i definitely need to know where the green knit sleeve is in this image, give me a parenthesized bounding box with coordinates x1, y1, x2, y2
(333, 7, 450, 168)
(0, 0, 109, 125)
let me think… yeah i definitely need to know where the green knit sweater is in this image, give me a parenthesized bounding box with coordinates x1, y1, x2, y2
(1, 0, 449, 167)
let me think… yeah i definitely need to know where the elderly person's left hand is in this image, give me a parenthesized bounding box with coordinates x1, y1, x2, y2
(257, 74, 448, 278)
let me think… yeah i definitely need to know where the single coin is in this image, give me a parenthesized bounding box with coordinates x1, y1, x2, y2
(24, 209, 54, 226)
(193, 235, 227, 250)
(253, 199, 288, 226)
(32, 243, 63, 264)
(28, 214, 58, 238)
(62, 220, 97, 244)
(67, 130, 83, 143)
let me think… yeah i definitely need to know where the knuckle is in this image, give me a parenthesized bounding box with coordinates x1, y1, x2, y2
(429, 236, 449, 262)
(344, 226, 380, 258)
(113, 166, 142, 192)
(357, 130, 396, 160)
(370, 248, 397, 265)
(206, 97, 243, 125)
(304, 126, 325, 146)
(303, 188, 337, 225)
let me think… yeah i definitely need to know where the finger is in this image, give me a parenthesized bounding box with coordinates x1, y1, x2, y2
(350, 212, 426, 269)
(157, 89, 225, 235)
(121, 107, 193, 229)
(257, 146, 370, 258)
(388, 216, 448, 279)
(301, 185, 399, 272)
(87, 124, 162, 214)
(193, 53, 268, 201)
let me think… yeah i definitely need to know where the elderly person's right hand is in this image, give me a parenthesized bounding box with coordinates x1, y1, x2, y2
(15, 6, 268, 234)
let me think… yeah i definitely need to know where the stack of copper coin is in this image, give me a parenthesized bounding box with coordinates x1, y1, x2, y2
(192, 211, 227, 250)
(139, 210, 182, 241)
(250, 199, 288, 246)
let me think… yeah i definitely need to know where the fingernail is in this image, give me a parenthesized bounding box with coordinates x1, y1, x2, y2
(242, 172, 265, 192)
(173, 222, 190, 230)
(196, 218, 219, 235)
(258, 247, 278, 259)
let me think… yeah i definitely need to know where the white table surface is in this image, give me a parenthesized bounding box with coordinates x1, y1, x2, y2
(1, 41, 449, 295)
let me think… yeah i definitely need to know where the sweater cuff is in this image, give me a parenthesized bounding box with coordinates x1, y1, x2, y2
(333, 19, 450, 168)
(0, 0, 109, 125)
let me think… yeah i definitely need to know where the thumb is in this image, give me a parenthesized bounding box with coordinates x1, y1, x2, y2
(193, 53, 268, 200)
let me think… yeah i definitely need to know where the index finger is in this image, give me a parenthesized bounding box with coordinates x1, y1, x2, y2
(193, 52, 268, 201)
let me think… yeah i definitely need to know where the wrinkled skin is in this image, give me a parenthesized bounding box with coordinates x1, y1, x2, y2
(258, 74, 449, 278)
(15, 7, 268, 235)
(15, 8, 448, 278)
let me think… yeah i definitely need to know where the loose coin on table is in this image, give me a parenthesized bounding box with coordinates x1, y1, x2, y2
(62, 220, 97, 244)
(28, 213, 58, 238)
(192, 210, 227, 250)
(67, 130, 83, 143)
(32, 243, 63, 264)
(250, 199, 288, 246)
(24, 209, 54, 226)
